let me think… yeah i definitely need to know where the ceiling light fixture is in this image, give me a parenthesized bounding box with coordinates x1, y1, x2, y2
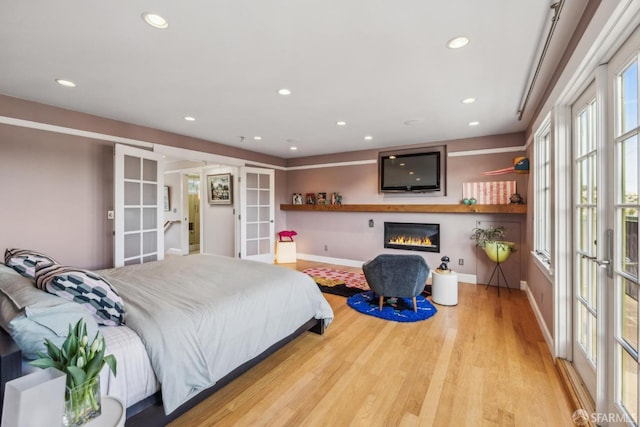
(184, 116, 195, 121)
(278, 88, 292, 96)
(469, 121, 480, 126)
(336, 121, 346, 126)
(254, 136, 262, 140)
(142, 13, 169, 29)
(364, 135, 373, 141)
(289, 146, 298, 151)
(447, 36, 469, 49)
(55, 79, 76, 88)
(461, 97, 476, 104)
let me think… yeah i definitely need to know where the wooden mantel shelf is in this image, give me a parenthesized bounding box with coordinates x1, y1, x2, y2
(280, 204, 527, 214)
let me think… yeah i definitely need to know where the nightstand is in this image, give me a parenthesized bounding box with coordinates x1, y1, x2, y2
(85, 396, 125, 427)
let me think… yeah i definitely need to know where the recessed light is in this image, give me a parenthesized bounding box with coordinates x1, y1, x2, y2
(469, 121, 480, 126)
(55, 79, 76, 88)
(389, 156, 396, 159)
(142, 13, 168, 29)
(278, 88, 292, 96)
(184, 116, 195, 121)
(254, 136, 262, 140)
(447, 36, 469, 49)
(364, 135, 373, 141)
(336, 121, 346, 126)
(289, 146, 298, 151)
(409, 171, 415, 175)
(461, 97, 476, 104)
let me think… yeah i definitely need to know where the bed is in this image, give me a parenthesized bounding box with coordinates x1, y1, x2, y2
(0, 252, 333, 426)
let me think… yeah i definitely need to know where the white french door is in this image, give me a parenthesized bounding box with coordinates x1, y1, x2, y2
(572, 82, 601, 400)
(610, 32, 640, 423)
(239, 167, 274, 263)
(114, 144, 164, 267)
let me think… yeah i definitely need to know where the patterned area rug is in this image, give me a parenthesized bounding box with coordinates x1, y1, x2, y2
(303, 267, 370, 297)
(347, 291, 438, 322)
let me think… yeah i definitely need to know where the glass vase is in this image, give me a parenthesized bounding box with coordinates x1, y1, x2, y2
(63, 377, 101, 426)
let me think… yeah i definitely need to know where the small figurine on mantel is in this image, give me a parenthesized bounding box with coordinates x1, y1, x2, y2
(436, 256, 452, 274)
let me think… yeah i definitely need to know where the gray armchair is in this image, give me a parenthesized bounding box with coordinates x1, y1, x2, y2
(362, 254, 430, 312)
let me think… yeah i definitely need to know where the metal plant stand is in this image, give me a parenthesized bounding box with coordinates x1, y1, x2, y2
(486, 257, 511, 296)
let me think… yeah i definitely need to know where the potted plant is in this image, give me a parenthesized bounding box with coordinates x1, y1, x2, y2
(30, 319, 117, 426)
(470, 225, 516, 263)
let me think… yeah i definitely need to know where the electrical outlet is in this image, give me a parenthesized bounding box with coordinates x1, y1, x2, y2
(458, 258, 464, 266)
(368, 219, 374, 228)
(107, 210, 114, 220)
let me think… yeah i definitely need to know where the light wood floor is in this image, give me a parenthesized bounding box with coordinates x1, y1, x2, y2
(169, 260, 575, 427)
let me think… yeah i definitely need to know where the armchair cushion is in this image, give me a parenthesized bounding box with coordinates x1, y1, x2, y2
(362, 254, 429, 298)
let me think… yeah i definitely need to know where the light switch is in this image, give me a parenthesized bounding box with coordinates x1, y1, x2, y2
(107, 211, 114, 220)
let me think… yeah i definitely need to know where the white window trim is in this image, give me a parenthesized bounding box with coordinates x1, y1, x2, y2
(534, 114, 554, 276)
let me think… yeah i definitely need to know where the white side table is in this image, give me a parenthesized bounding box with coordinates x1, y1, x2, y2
(276, 241, 297, 263)
(85, 396, 125, 427)
(431, 270, 458, 306)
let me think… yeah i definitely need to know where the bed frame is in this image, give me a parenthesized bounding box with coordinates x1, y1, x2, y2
(0, 317, 325, 426)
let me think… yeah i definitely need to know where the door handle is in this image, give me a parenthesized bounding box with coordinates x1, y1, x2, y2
(581, 255, 611, 268)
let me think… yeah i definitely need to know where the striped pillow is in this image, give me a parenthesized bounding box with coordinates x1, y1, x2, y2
(4, 248, 58, 279)
(34, 263, 125, 326)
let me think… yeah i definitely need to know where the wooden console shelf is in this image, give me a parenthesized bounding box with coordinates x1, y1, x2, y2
(280, 204, 527, 214)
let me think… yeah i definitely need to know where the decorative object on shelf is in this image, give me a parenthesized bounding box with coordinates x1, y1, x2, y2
(30, 318, 117, 426)
(206, 173, 233, 205)
(436, 255, 451, 273)
(469, 198, 477, 204)
(305, 193, 316, 204)
(278, 230, 297, 242)
(462, 198, 470, 205)
(481, 156, 530, 175)
(317, 192, 327, 205)
(292, 193, 303, 204)
(509, 193, 524, 204)
(463, 180, 516, 205)
(331, 192, 342, 205)
(469, 225, 516, 295)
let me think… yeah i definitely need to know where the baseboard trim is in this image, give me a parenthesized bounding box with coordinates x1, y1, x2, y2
(556, 358, 596, 427)
(524, 281, 554, 356)
(296, 253, 364, 268)
(297, 253, 480, 283)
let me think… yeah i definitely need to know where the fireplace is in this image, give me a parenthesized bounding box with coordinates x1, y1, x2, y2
(384, 222, 440, 253)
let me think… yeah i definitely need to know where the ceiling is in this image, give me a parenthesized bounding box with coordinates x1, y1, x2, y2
(0, 1, 588, 159)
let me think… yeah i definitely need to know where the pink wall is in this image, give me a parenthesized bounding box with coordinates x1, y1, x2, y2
(0, 124, 114, 268)
(282, 133, 529, 281)
(0, 94, 530, 284)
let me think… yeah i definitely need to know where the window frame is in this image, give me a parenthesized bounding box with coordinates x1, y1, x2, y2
(534, 115, 553, 270)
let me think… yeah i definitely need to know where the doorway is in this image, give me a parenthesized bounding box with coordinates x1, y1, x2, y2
(186, 174, 201, 254)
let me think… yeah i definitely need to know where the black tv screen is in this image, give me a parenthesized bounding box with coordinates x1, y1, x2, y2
(380, 151, 441, 192)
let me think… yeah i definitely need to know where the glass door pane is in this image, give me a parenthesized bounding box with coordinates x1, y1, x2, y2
(240, 167, 274, 263)
(573, 94, 599, 398)
(114, 144, 164, 267)
(614, 56, 639, 424)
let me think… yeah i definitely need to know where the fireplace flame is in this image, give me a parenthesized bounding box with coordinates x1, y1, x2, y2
(388, 235, 433, 247)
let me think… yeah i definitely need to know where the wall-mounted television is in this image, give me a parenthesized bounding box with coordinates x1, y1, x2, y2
(378, 145, 446, 194)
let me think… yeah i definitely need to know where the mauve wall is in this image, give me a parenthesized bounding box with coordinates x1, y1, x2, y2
(0, 124, 114, 269)
(0, 96, 287, 269)
(282, 133, 529, 282)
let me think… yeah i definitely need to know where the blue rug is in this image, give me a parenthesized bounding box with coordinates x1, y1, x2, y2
(347, 291, 438, 322)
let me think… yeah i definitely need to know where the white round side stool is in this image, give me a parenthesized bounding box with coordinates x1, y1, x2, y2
(85, 396, 125, 427)
(431, 270, 458, 306)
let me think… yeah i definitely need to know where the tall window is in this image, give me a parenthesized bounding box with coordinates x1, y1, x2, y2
(534, 118, 552, 266)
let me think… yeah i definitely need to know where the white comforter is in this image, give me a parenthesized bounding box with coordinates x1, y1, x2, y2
(98, 254, 333, 414)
